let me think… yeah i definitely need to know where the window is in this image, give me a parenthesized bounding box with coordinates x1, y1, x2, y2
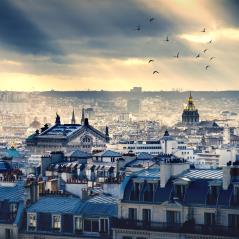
(100, 218, 109, 233)
(84, 219, 99, 232)
(228, 214, 239, 228)
(142, 209, 151, 225)
(234, 186, 239, 204)
(128, 208, 137, 220)
(52, 215, 61, 231)
(130, 183, 140, 201)
(144, 183, 154, 201)
(175, 185, 186, 199)
(28, 213, 36, 231)
(166, 211, 181, 224)
(74, 216, 82, 233)
(204, 213, 215, 226)
(10, 203, 17, 214)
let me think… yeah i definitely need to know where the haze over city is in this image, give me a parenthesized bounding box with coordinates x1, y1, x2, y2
(0, 0, 239, 91)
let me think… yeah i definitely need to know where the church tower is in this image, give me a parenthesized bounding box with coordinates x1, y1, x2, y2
(81, 108, 85, 125)
(71, 109, 76, 124)
(182, 91, 199, 125)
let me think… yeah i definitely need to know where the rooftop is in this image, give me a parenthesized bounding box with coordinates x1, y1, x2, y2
(27, 196, 82, 214)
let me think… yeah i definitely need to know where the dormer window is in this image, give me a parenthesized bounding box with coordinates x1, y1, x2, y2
(208, 185, 221, 204)
(130, 182, 140, 201)
(143, 183, 154, 202)
(52, 215, 61, 232)
(74, 216, 82, 233)
(233, 186, 239, 205)
(28, 213, 36, 231)
(175, 184, 186, 199)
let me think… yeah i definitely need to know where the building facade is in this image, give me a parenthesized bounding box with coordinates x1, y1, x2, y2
(26, 114, 110, 154)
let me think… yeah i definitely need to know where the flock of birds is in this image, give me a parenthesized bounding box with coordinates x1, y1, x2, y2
(135, 18, 216, 75)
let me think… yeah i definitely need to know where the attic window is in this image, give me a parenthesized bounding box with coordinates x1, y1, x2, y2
(84, 218, 99, 232)
(74, 216, 82, 233)
(52, 215, 61, 232)
(234, 186, 239, 205)
(175, 184, 186, 200)
(28, 213, 36, 231)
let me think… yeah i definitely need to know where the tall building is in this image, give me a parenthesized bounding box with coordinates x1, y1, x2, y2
(71, 109, 76, 124)
(182, 92, 200, 125)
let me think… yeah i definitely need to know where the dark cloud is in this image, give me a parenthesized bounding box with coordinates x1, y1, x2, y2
(0, 0, 61, 55)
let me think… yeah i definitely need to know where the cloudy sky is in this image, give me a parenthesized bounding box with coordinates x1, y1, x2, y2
(0, 0, 238, 91)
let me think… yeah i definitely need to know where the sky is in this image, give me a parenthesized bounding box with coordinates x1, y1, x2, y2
(0, 0, 239, 91)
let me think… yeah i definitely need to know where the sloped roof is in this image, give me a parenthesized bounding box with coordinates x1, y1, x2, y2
(78, 194, 117, 217)
(136, 152, 153, 160)
(0, 180, 25, 202)
(27, 196, 82, 214)
(0, 160, 11, 172)
(184, 180, 209, 205)
(179, 169, 223, 180)
(69, 150, 91, 158)
(94, 150, 121, 158)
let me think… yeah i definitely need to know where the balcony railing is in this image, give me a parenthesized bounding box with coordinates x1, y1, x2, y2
(112, 219, 239, 237)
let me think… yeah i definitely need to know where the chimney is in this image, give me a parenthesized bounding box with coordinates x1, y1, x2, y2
(223, 166, 231, 190)
(24, 179, 39, 204)
(84, 118, 89, 126)
(160, 158, 190, 188)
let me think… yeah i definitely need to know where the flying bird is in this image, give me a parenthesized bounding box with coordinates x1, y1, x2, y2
(148, 59, 154, 63)
(164, 35, 169, 42)
(153, 70, 159, 74)
(210, 57, 216, 61)
(135, 25, 141, 31)
(205, 65, 210, 70)
(201, 28, 206, 32)
(149, 17, 155, 23)
(203, 49, 208, 53)
(174, 51, 180, 58)
(195, 53, 200, 58)
(208, 39, 212, 44)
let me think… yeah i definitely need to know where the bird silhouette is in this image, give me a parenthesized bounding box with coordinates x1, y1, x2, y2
(164, 36, 169, 42)
(148, 59, 154, 63)
(149, 17, 155, 23)
(174, 51, 180, 58)
(205, 65, 210, 70)
(203, 49, 208, 53)
(135, 25, 141, 31)
(208, 39, 212, 44)
(210, 57, 215, 61)
(201, 28, 206, 32)
(153, 71, 159, 74)
(196, 53, 200, 58)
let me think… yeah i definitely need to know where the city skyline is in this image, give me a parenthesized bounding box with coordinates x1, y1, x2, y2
(0, 0, 239, 91)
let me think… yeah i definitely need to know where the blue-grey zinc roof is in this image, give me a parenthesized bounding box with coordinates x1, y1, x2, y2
(0, 160, 11, 172)
(136, 152, 153, 160)
(78, 194, 118, 217)
(184, 180, 209, 205)
(27, 196, 82, 214)
(135, 167, 160, 180)
(94, 150, 121, 158)
(217, 185, 233, 207)
(70, 150, 91, 158)
(0, 180, 25, 202)
(179, 169, 223, 180)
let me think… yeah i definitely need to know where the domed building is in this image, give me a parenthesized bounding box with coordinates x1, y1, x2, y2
(182, 92, 199, 125)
